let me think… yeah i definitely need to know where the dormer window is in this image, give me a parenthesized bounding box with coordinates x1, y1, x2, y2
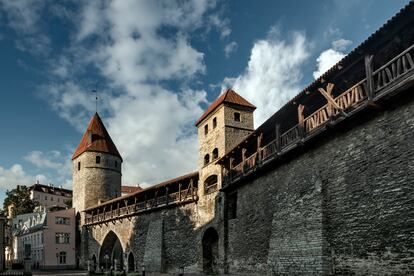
(213, 117, 217, 128)
(204, 124, 209, 135)
(204, 154, 210, 165)
(96, 156, 101, 164)
(234, 112, 241, 122)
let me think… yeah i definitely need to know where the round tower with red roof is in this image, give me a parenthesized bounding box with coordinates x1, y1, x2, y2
(72, 113, 123, 223)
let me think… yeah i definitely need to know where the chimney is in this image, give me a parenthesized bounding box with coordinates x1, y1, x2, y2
(36, 180, 40, 184)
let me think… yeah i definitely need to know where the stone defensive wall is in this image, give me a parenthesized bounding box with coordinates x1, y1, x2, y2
(83, 3, 414, 275)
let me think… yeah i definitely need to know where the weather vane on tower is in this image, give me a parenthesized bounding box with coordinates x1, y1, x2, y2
(92, 84, 98, 113)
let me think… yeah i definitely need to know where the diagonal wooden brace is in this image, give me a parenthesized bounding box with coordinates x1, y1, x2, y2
(318, 83, 347, 117)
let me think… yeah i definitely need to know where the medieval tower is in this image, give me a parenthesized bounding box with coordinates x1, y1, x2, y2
(72, 112, 123, 222)
(195, 89, 256, 197)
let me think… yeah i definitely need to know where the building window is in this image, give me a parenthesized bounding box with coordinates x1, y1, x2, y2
(58, 198, 60, 202)
(213, 117, 217, 128)
(45, 196, 47, 201)
(234, 112, 241, 122)
(204, 175, 218, 194)
(204, 124, 209, 135)
(96, 156, 101, 164)
(59, 251, 67, 264)
(227, 192, 237, 219)
(77, 162, 81, 171)
(204, 154, 210, 165)
(55, 233, 70, 244)
(51, 197, 53, 201)
(115, 161, 118, 168)
(55, 217, 70, 225)
(212, 148, 219, 160)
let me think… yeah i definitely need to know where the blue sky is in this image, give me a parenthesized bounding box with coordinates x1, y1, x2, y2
(0, 0, 408, 206)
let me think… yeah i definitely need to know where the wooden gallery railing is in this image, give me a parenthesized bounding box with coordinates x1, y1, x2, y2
(223, 43, 414, 185)
(85, 180, 197, 225)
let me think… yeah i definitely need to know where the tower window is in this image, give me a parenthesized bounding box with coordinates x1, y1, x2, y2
(213, 117, 217, 128)
(234, 112, 241, 122)
(204, 154, 210, 165)
(96, 156, 101, 164)
(77, 162, 81, 171)
(212, 148, 219, 160)
(115, 161, 118, 167)
(204, 124, 209, 135)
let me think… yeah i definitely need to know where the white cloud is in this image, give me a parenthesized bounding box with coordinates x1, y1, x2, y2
(313, 38, 352, 79)
(224, 41, 238, 58)
(222, 29, 310, 126)
(0, 0, 50, 55)
(0, 164, 47, 191)
(23, 150, 72, 189)
(332, 38, 352, 51)
(37, 1, 219, 186)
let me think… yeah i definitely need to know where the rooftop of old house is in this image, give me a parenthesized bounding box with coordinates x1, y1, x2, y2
(72, 112, 122, 161)
(195, 88, 256, 126)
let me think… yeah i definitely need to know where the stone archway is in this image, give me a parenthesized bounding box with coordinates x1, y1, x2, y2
(202, 227, 219, 274)
(127, 252, 135, 272)
(99, 231, 124, 271)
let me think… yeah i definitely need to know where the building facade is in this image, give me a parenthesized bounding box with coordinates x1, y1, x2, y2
(12, 208, 76, 269)
(29, 182, 72, 209)
(75, 3, 414, 275)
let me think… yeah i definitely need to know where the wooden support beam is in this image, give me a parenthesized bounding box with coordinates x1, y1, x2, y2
(166, 186, 169, 205)
(365, 55, 374, 100)
(229, 157, 234, 170)
(124, 200, 129, 214)
(257, 133, 263, 161)
(275, 124, 281, 153)
(297, 104, 305, 137)
(179, 183, 182, 201)
(189, 179, 195, 200)
(318, 83, 347, 117)
(242, 148, 247, 173)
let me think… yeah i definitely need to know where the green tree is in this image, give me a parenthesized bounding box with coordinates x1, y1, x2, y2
(63, 198, 72, 208)
(3, 185, 38, 218)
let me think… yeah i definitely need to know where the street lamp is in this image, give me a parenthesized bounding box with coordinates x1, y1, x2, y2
(179, 266, 184, 276)
(141, 264, 145, 276)
(104, 253, 109, 272)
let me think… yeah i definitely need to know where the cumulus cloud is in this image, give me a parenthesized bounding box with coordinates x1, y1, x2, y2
(0, 0, 50, 55)
(313, 38, 352, 79)
(32, 0, 218, 186)
(224, 41, 238, 58)
(0, 164, 47, 190)
(222, 29, 310, 126)
(23, 150, 72, 189)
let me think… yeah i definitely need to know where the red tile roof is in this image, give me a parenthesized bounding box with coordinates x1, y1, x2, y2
(121, 185, 142, 194)
(195, 89, 256, 126)
(72, 113, 122, 161)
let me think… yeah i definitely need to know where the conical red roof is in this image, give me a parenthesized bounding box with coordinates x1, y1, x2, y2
(195, 89, 256, 126)
(72, 113, 122, 161)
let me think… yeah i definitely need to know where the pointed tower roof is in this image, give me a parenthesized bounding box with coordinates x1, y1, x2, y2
(72, 113, 122, 161)
(195, 89, 256, 126)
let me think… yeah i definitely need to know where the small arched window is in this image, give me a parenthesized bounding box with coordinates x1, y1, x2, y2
(212, 148, 218, 160)
(204, 174, 218, 194)
(96, 156, 101, 164)
(213, 117, 217, 128)
(77, 162, 81, 171)
(204, 124, 209, 135)
(204, 154, 210, 165)
(234, 112, 241, 122)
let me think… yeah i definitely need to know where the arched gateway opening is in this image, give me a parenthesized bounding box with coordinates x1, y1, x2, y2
(99, 231, 124, 271)
(128, 252, 135, 272)
(202, 227, 219, 274)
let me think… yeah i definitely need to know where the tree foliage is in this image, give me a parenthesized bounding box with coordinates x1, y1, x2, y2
(3, 185, 38, 218)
